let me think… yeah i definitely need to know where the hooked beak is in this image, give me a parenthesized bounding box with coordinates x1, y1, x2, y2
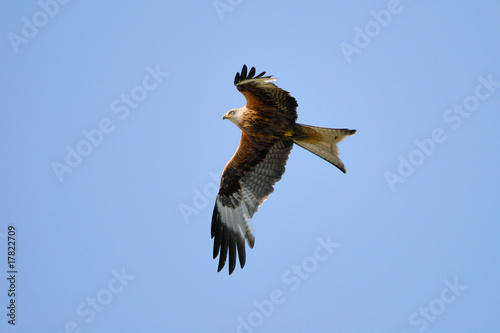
(222, 114, 229, 120)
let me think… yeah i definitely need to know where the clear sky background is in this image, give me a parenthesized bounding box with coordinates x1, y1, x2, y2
(1, 1, 499, 332)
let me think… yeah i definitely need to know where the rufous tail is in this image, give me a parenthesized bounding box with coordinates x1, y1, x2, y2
(292, 124, 356, 173)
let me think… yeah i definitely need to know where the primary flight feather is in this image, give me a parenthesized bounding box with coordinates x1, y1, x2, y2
(211, 65, 356, 274)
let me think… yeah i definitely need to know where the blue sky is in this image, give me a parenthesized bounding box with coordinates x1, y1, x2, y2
(1, 1, 499, 332)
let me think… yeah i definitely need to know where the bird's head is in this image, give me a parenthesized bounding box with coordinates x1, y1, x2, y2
(222, 108, 244, 129)
(222, 109, 236, 120)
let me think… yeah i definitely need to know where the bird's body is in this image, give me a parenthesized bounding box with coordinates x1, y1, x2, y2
(212, 65, 356, 274)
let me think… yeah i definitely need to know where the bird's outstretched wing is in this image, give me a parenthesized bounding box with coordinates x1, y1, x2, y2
(211, 135, 293, 274)
(234, 64, 298, 123)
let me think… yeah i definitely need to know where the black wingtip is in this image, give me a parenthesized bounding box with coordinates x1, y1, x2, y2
(248, 66, 255, 79)
(228, 232, 237, 274)
(237, 239, 246, 269)
(217, 230, 228, 272)
(234, 65, 272, 85)
(216, 232, 238, 275)
(255, 71, 267, 78)
(211, 207, 221, 259)
(240, 65, 247, 80)
(233, 71, 240, 86)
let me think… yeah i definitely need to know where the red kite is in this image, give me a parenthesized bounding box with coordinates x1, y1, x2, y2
(212, 65, 356, 274)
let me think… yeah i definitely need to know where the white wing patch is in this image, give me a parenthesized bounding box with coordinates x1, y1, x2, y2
(216, 198, 254, 246)
(236, 77, 278, 87)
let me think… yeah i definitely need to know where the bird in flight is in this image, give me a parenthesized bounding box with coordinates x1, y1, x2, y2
(211, 65, 356, 274)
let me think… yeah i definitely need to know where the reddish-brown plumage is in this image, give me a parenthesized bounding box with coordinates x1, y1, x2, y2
(211, 65, 356, 274)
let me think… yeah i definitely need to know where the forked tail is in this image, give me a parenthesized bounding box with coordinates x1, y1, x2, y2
(292, 124, 356, 173)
